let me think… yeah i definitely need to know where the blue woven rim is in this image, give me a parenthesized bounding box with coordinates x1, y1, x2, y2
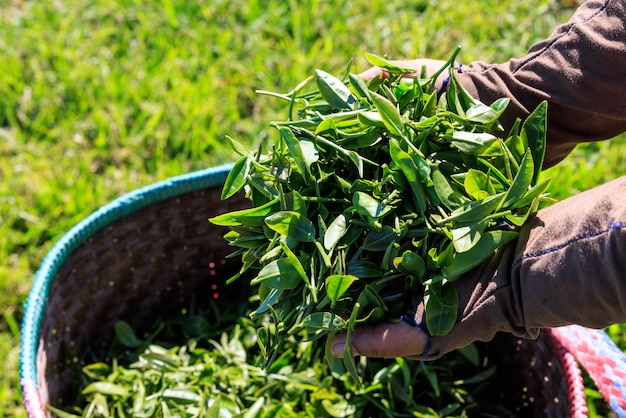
(19, 163, 233, 393)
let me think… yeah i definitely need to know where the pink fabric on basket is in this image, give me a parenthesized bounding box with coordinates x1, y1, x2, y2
(21, 379, 47, 418)
(549, 325, 626, 417)
(545, 328, 588, 417)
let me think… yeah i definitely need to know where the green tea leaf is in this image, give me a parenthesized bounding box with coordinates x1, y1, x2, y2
(163, 388, 202, 404)
(210, 198, 279, 227)
(396, 251, 426, 279)
(82, 363, 112, 381)
(324, 213, 349, 251)
(280, 241, 312, 289)
(114, 321, 141, 348)
(505, 206, 534, 227)
(370, 91, 406, 139)
(82, 382, 130, 397)
(45, 405, 82, 418)
(363, 52, 417, 74)
(445, 131, 499, 155)
(447, 69, 478, 111)
(361, 228, 399, 252)
(342, 303, 362, 386)
(465, 97, 509, 126)
(442, 192, 504, 223)
(345, 149, 365, 178)
(520, 100, 547, 182)
(279, 127, 310, 181)
(358, 284, 386, 311)
(302, 312, 346, 330)
(243, 398, 266, 418)
(312, 134, 376, 177)
(420, 362, 441, 398)
(349, 73, 372, 100)
(389, 139, 426, 214)
(497, 137, 519, 181)
(345, 260, 383, 278)
(512, 176, 551, 209)
(321, 399, 357, 417)
(443, 230, 518, 280)
(450, 222, 485, 253)
(353, 191, 390, 220)
(457, 344, 481, 368)
(228, 235, 268, 250)
(315, 69, 356, 110)
(337, 130, 382, 150)
(343, 347, 361, 387)
(425, 281, 458, 336)
(251, 258, 302, 290)
(504, 118, 525, 163)
(265, 210, 316, 242)
(299, 140, 320, 169)
(501, 149, 534, 209)
(455, 365, 497, 385)
(85, 395, 110, 418)
(254, 287, 283, 315)
(357, 110, 386, 129)
(221, 155, 248, 199)
(315, 117, 339, 137)
(283, 190, 308, 216)
(140, 350, 178, 372)
(326, 275, 359, 306)
(477, 157, 511, 187)
(432, 167, 462, 209)
(464, 169, 495, 201)
(214, 394, 242, 415)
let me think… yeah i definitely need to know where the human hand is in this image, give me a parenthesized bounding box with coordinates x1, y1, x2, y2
(359, 58, 449, 89)
(331, 320, 429, 358)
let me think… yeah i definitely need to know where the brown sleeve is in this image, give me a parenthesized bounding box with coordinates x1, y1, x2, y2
(455, 0, 626, 168)
(411, 175, 626, 360)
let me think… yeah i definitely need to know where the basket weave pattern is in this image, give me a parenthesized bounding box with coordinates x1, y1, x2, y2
(18, 165, 621, 417)
(20, 165, 245, 414)
(483, 331, 587, 417)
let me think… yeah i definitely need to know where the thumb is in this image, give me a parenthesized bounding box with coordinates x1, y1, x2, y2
(331, 320, 429, 358)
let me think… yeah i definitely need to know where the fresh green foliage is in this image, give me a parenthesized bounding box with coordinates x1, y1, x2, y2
(52, 304, 526, 418)
(211, 53, 550, 382)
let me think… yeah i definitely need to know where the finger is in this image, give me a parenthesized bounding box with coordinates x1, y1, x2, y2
(331, 321, 428, 358)
(358, 66, 387, 81)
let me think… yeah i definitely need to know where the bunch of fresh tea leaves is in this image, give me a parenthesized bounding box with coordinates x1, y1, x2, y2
(210, 50, 550, 380)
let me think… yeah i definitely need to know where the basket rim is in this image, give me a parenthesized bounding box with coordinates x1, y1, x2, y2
(18, 161, 598, 417)
(18, 163, 233, 396)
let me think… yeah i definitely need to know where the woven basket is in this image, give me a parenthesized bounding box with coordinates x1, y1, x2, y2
(19, 164, 626, 417)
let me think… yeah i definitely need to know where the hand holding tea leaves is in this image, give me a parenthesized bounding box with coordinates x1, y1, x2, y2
(359, 57, 448, 87)
(331, 319, 429, 358)
(210, 48, 550, 383)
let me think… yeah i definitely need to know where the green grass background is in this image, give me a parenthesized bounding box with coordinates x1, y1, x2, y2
(1, 0, 624, 416)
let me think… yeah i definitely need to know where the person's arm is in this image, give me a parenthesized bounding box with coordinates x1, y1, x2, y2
(456, 0, 626, 168)
(333, 175, 626, 359)
(409, 175, 626, 360)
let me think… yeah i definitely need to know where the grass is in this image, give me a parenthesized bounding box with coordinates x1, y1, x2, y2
(1, 0, 624, 416)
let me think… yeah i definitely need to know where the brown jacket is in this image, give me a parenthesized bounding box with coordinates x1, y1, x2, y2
(458, 0, 626, 168)
(416, 0, 626, 359)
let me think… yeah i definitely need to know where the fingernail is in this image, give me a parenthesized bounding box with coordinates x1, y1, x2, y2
(331, 343, 345, 357)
